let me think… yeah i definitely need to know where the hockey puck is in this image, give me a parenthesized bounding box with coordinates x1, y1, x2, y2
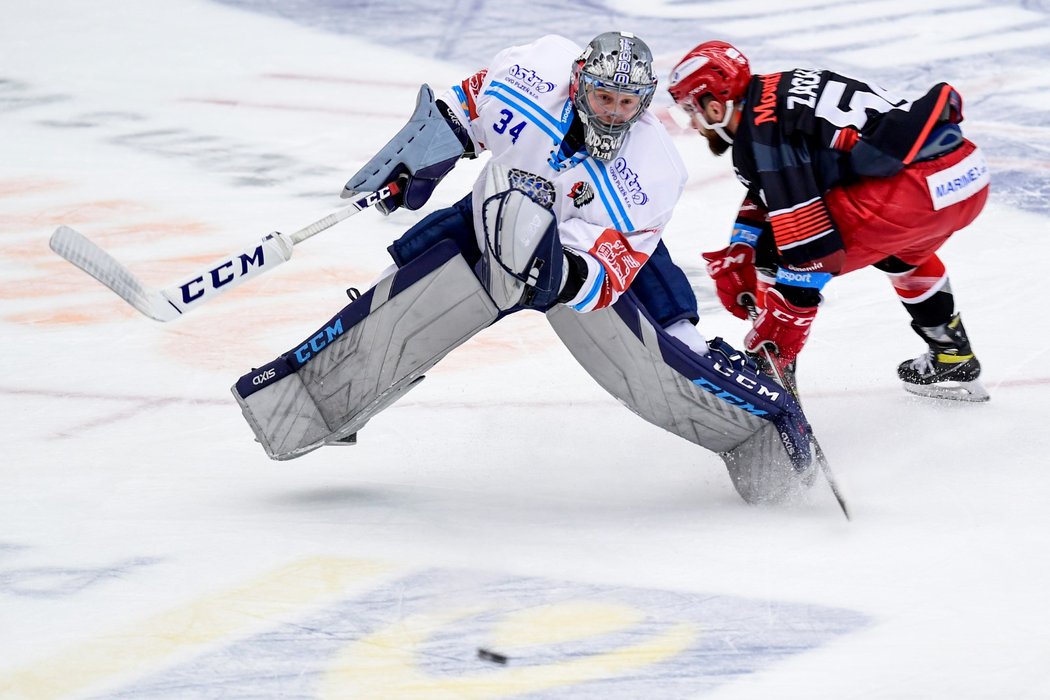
(477, 648, 508, 664)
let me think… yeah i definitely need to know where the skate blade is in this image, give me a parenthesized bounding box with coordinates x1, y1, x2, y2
(902, 379, 990, 402)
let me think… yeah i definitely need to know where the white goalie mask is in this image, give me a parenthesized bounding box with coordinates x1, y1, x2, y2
(570, 32, 657, 161)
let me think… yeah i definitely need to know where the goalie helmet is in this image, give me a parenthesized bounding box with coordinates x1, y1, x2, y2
(570, 31, 657, 161)
(668, 41, 751, 144)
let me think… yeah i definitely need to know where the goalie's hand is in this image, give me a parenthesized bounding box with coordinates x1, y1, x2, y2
(375, 159, 458, 215)
(744, 288, 817, 369)
(702, 243, 757, 320)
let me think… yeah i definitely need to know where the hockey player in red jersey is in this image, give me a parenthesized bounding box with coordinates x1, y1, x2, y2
(668, 41, 991, 401)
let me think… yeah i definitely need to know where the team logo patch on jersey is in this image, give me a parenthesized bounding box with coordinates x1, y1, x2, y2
(567, 181, 594, 208)
(926, 147, 990, 211)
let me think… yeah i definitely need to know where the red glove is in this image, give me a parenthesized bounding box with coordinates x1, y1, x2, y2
(745, 288, 817, 368)
(702, 243, 757, 320)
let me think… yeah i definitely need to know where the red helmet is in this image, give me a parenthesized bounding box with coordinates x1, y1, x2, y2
(667, 40, 751, 113)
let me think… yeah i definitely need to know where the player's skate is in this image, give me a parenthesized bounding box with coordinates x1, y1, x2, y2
(898, 313, 989, 402)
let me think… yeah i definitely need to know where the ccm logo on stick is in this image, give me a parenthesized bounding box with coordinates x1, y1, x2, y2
(179, 246, 267, 304)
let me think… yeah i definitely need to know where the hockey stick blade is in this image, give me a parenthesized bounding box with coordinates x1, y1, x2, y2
(49, 182, 400, 321)
(762, 351, 850, 520)
(50, 225, 181, 321)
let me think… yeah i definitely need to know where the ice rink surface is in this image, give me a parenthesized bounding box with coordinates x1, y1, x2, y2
(2, 1, 1049, 697)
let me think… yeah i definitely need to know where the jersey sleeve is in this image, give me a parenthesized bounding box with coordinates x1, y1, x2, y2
(438, 68, 490, 157)
(558, 112, 687, 313)
(730, 195, 770, 248)
(557, 218, 663, 313)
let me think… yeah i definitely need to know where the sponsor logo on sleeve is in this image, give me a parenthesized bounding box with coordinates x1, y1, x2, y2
(731, 223, 762, 246)
(591, 228, 653, 290)
(775, 267, 833, 291)
(461, 69, 488, 119)
(596, 238, 642, 287)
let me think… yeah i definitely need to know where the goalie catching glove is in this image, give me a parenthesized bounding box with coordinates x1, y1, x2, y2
(341, 84, 474, 214)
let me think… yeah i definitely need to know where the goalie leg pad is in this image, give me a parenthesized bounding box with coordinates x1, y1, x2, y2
(232, 240, 498, 460)
(721, 417, 817, 505)
(547, 292, 814, 505)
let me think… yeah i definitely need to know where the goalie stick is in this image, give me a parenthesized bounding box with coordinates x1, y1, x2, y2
(745, 301, 852, 521)
(49, 182, 400, 321)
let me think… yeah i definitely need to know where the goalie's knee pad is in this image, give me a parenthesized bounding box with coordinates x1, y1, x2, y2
(232, 240, 498, 460)
(548, 294, 815, 505)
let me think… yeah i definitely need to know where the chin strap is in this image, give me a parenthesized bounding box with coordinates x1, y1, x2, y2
(692, 99, 737, 145)
(711, 101, 736, 145)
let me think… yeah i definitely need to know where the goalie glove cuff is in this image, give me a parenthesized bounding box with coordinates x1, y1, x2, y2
(557, 249, 589, 304)
(436, 99, 478, 159)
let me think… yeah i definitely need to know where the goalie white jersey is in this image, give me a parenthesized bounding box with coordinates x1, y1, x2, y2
(440, 34, 688, 312)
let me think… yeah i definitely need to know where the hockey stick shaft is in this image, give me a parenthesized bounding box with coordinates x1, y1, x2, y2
(49, 182, 400, 322)
(745, 300, 851, 520)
